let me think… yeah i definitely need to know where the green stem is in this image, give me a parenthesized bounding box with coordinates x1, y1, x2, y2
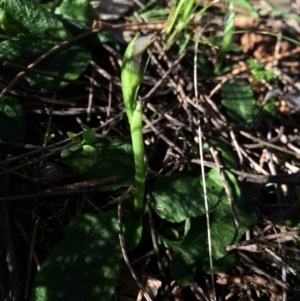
(130, 101, 146, 217)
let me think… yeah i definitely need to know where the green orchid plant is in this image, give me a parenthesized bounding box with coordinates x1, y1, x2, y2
(120, 0, 179, 219)
(121, 33, 158, 217)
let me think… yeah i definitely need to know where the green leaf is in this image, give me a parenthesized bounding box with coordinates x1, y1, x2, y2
(30, 212, 122, 301)
(215, 2, 235, 74)
(82, 144, 97, 156)
(263, 97, 278, 116)
(205, 168, 240, 200)
(0, 0, 71, 40)
(232, 0, 259, 19)
(151, 174, 220, 223)
(248, 60, 275, 83)
(67, 132, 76, 138)
(67, 131, 81, 143)
(55, 0, 99, 27)
(83, 129, 96, 144)
(170, 252, 196, 287)
(153, 169, 260, 283)
(44, 133, 55, 142)
(81, 124, 90, 131)
(167, 196, 258, 282)
(0, 95, 25, 141)
(61, 138, 135, 190)
(0, 37, 91, 93)
(221, 80, 261, 126)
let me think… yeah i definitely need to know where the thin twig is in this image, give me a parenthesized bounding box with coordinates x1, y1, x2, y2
(209, 147, 239, 229)
(2, 61, 88, 86)
(239, 252, 289, 289)
(147, 194, 164, 276)
(24, 217, 40, 299)
(1, 153, 20, 301)
(194, 28, 216, 300)
(190, 281, 211, 301)
(87, 68, 96, 123)
(0, 187, 115, 202)
(141, 50, 187, 101)
(117, 202, 152, 301)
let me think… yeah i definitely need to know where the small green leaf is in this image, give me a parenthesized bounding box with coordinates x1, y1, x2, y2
(221, 80, 261, 126)
(248, 60, 275, 82)
(30, 212, 122, 301)
(44, 134, 55, 142)
(67, 132, 76, 138)
(81, 124, 90, 131)
(0, 0, 71, 40)
(263, 98, 278, 116)
(205, 168, 240, 200)
(0, 95, 25, 141)
(82, 144, 97, 156)
(55, 0, 99, 27)
(61, 138, 135, 190)
(83, 129, 96, 144)
(67, 132, 81, 143)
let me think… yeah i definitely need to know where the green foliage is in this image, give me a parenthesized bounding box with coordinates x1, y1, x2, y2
(54, 0, 99, 27)
(82, 144, 97, 156)
(248, 59, 275, 82)
(215, 2, 235, 74)
(0, 95, 25, 141)
(139, 6, 169, 20)
(30, 212, 122, 301)
(44, 133, 55, 142)
(0, 0, 93, 141)
(81, 125, 97, 145)
(52, 0, 104, 46)
(152, 169, 260, 285)
(221, 80, 261, 126)
(0, 1, 265, 297)
(61, 138, 135, 190)
(61, 136, 260, 287)
(163, 0, 195, 50)
(57, 8, 261, 294)
(0, 37, 91, 93)
(151, 174, 220, 223)
(0, 0, 71, 40)
(263, 97, 278, 116)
